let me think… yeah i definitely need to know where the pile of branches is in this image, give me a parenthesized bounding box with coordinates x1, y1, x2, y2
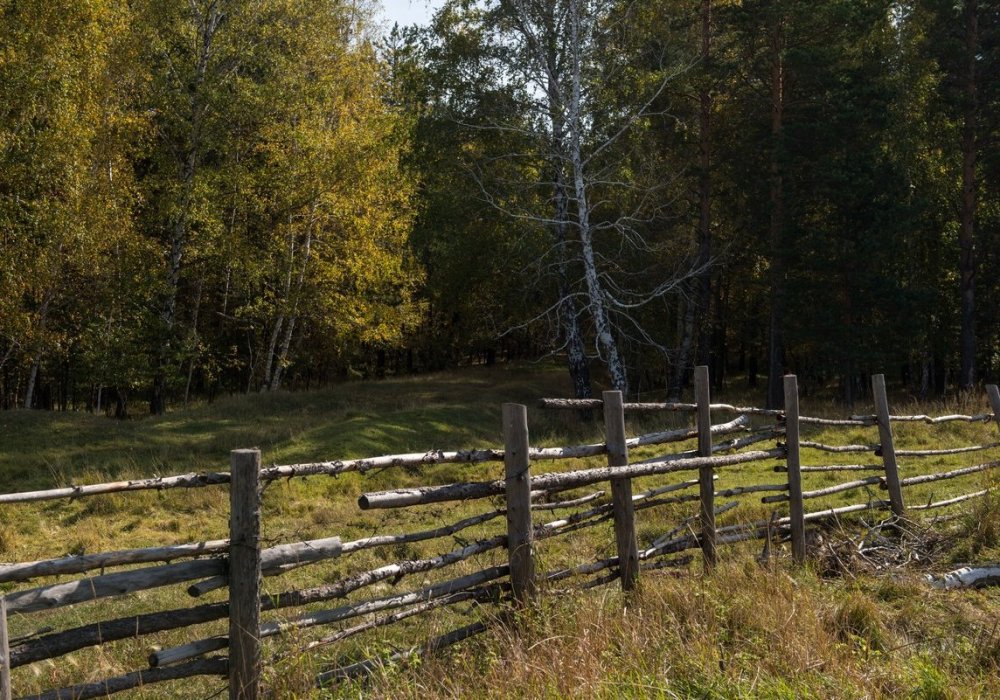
(811, 517, 953, 579)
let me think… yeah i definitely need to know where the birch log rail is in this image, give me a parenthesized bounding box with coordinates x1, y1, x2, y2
(774, 464, 883, 473)
(799, 441, 875, 453)
(155, 567, 509, 668)
(761, 476, 884, 504)
(0, 419, 751, 507)
(894, 461, 1000, 488)
(851, 413, 996, 424)
(358, 448, 786, 510)
(0, 539, 230, 585)
(0, 472, 232, 505)
(4, 536, 340, 614)
(910, 490, 992, 511)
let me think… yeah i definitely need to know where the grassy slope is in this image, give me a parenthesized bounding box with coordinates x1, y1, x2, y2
(1, 364, 999, 698)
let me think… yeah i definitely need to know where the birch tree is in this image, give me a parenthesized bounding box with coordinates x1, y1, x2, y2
(447, 0, 699, 396)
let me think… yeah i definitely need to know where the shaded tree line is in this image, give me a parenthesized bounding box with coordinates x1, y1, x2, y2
(1, 0, 998, 414)
(386, 0, 1000, 405)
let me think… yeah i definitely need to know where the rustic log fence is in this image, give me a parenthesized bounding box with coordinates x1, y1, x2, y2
(0, 369, 998, 699)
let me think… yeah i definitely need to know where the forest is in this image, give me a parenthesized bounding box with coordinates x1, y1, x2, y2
(0, 0, 998, 415)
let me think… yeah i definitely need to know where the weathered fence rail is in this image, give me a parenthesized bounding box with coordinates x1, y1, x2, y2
(0, 370, 997, 699)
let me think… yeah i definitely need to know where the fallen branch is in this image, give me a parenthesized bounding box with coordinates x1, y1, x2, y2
(924, 566, 1000, 589)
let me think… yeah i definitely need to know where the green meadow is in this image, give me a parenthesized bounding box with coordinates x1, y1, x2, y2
(1, 365, 999, 698)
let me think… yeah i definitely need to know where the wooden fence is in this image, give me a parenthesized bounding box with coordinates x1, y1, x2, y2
(1, 371, 999, 699)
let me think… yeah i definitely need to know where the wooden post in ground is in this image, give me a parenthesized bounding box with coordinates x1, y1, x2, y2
(987, 385, 1000, 433)
(872, 375, 905, 518)
(784, 375, 805, 563)
(1, 598, 11, 700)
(695, 366, 716, 568)
(229, 449, 261, 700)
(503, 404, 536, 603)
(604, 390, 639, 591)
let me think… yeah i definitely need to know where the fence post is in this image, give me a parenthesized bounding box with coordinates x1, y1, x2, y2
(604, 391, 639, 592)
(695, 366, 717, 569)
(987, 385, 1000, 433)
(872, 374, 906, 518)
(1, 598, 11, 700)
(229, 449, 261, 700)
(503, 404, 536, 603)
(784, 375, 805, 563)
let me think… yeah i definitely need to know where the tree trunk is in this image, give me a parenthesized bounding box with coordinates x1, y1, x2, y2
(669, 293, 695, 400)
(555, 162, 591, 402)
(958, 0, 978, 389)
(23, 359, 40, 409)
(270, 315, 297, 391)
(766, 17, 786, 410)
(695, 0, 713, 370)
(543, 18, 593, 404)
(262, 315, 284, 391)
(151, 5, 221, 415)
(568, 0, 627, 395)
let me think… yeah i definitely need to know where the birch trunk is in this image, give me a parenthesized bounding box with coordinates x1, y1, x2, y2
(568, 0, 627, 395)
(262, 315, 284, 390)
(271, 211, 314, 391)
(151, 5, 221, 415)
(23, 288, 54, 409)
(555, 167, 588, 399)
(23, 360, 40, 410)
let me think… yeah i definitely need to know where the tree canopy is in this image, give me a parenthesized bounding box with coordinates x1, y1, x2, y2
(1, 0, 997, 413)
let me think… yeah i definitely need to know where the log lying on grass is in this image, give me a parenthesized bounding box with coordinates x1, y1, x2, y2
(925, 566, 1000, 589)
(358, 448, 785, 510)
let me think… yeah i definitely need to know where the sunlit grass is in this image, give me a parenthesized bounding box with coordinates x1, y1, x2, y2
(1, 365, 999, 697)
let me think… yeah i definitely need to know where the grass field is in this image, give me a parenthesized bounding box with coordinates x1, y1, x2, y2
(2, 364, 999, 698)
